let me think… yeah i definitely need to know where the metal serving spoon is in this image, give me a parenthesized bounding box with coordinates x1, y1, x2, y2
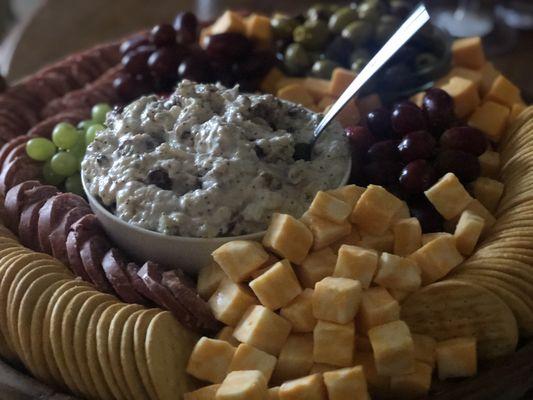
(294, 3, 431, 161)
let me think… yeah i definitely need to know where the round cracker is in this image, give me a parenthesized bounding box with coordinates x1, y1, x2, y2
(145, 311, 197, 400)
(120, 310, 152, 400)
(134, 309, 160, 400)
(96, 303, 129, 400)
(108, 304, 144, 400)
(401, 279, 518, 359)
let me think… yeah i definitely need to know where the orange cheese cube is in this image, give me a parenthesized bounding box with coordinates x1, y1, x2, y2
(333, 245, 378, 289)
(335, 99, 361, 127)
(228, 343, 277, 382)
(280, 289, 317, 333)
(260, 68, 286, 94)
(470, 177, 504, 213)
(208, 279, 258, 326)
(277, 84, 315, 107)
(216, 327, 240, 347)
(210, 10, 246, 35)
(217, 370, 268, 400)
(327, 185, 366, 208)
(436, 337, 477, 380)
(329, 68, 356, 97)
(485, 75, 521, 108)
(304, 77, 332, 102)
(300, 212, 352, 251)
(279, 374, 327, 400)
(263, 213, 313, 265)
(478, 149, 500, 178)
(393, 218, 422, 257)
(187, 337, 236, 383)
(314, 320, 355, 367)
(425, 173, 473, 220)
(468, 101, 510, 142)
(480, 62, 500, 96)
(357, 287, 400, 333)
(323, 366, 370, 400)
(436, 67, 483, 90)
(357, 232, 394, 253)
(296, 247, 337, 289)
(509, 102, 527, 124)
(184, 384, 220, 400)
(272, 334, 314, 383)
(245, 14, 272, 46)
(390, 361, 432, 399)
(452, 37, 486, 69)
(275, 77, 306, 92)
(357, 94, 382, 116)
(212, 240, 269, 283)
(440, 76, 480, 119)
(198, 262, 227, 300)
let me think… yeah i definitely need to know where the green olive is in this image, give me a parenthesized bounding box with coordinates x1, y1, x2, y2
(375, 15, 401, 44)
(415, 52, 438, 71)
(350, 49, 370, 64)
(328, 7, 360, 34)
(341, 20, 373, 46)
(358, 0, 381, 22)
(311, 59, 339, 79)
(284, 43, 312, 75)
(293, 19, 330, 50)
(306, 3, 335, 21)
(271, 16, 299, 41)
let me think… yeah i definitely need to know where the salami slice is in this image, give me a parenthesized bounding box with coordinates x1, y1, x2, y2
(0, 136, 31, 171)
(0, 98, 38, 128)
(79, 235, 113, 293)
(3, 180, 41, 231)
(101, 248, 147, 304)
(126, 262, 157, 304)
(38, 192, 88, 254)
(66, 214, 103, 282)
(27, 109, 90, 138)
(18, 199, 49, 250)
(5, 84, 45, 110)
(29, 76, 62, 105)
(0, 156, 42, 196)
(3, 142, 29, 167)
(49, 205, 91, 265)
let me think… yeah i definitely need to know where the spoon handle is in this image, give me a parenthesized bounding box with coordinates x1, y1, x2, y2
(313, 3, 430, 138)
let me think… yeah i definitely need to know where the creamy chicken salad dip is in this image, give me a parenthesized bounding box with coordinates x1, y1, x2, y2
(82, 80, 349, 238)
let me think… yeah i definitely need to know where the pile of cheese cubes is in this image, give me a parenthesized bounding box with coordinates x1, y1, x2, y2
(184, 173, 496, 399)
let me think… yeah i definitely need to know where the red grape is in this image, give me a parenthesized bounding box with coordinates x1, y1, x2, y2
(364, 160, 403, 186)
(204, 33, 252, 61)
(113, 74, 152, 101)
(121, 45, 154, 76)
(178, 55, 213, 83)
(150, 24, 177, 47)
(398, 130, 436, 162)
(345, 126, 376, 157)
(423, 88, 455, 135)
(366, 107, 393, 139)
(409, 199, 444, 233)
(232, 50, 276, 79)
(120, 34, 149, 56)
(148, 46, 186, 80)
(399, 159, 437, 194)
(174, 12, 198, 44)
(391, 103, 427, 135)
(439, 126, 487, 156)
(367, 140, 400, 162)
(435, 149, 481, 183)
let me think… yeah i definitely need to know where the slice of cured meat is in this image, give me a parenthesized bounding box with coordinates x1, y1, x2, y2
(101, 248, 147, 304)
(0, 136, 32, 172)
(0, 156, 42, 196)
(79, 235, 113, 293)
(3, 142, 29, 167)
(3, 180, 41, 231)
(38, 193, 88, 254)
(27, 109, 90, 138)
(49, 206, 91, 265)
(125, 262, 157, 304)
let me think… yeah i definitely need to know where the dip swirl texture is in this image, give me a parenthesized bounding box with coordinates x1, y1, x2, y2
(82, 81, 349, 238)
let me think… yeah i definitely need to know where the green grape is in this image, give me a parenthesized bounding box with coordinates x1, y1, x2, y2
(85, 124, 105, 145)
(52, 122, 79, 150)
(43, 161, 65, 186)
(77, 119, 98, 132)
(65, 174, 84, 196)
(91, 103, 111, 124)
(25, 138, 57, 161)
(69, 139, 86, 160)
(50, 151, 78, 176)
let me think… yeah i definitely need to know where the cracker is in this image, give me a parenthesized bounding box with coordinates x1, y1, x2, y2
(401, 279, 518, 359)
(133, 309, 160, 400)
(145, 311, 197, 400)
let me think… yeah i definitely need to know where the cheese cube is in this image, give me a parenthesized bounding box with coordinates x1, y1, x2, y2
(277, 84, 315, 107)
(313, 277, 362, 324)
(357, 287, 400, 333)
(408, 235, 464, 285)
(330, 68, 357, 97)
(275, 77, 306, 92)
(327, 185, 366, 208)
(272, 334, 314, 383)
(356, 94, 382, 116)
(390, 361, 432, 399)
(425, 173, 473, 220)
(438, 66, 483, 89)
(301, 212, 352, 250)
(374, 253, 421, 292)
(216, 370, 268, 400)
(184, 384, 220, 400)
(351, 185, 403, 235)
(208, 279, 258, 326)
(309, 191, 351, 224)
(228, 343, 277, 382)
(279, 374, 327, 400)
(465, 199, 496, 231)
(260, 68, 286, 94)
(357, 232, 394, 253)
(468, 101, 510, 142)
(314, 320, 355, 367)
(389, 289, 410, 303)
(210, 10, 246, 35)
(478, 149, 500, 178)
(440, 77, 480, 118)
(244, 14, 272, 46)
(268, 387, 280, 400)
(317, 96, 336, 112)
(480, 62, 500, 96)
(454, 210, 485, 256)
(354, 352, 391, 399)
(330, 229, 362, 254)
(216, 326, 240, 347)
(412, 334, 436, 368)
(198, 262, 227, 300)
(436, 337, 477, 380)
(393, 218, 422, 256)
(250, 259, 302, 310)
(212, 241, 269, 282)
(303, 77, 332, 102)
(333, 245, 378, 289)
(323, 366, 370, 400)
(485, 74, 521, 108)
(233, 305, 292, 356)
(296, 247, 337, 289)
(187, 338, 236, 383)
(263, 213, 313, 265)
(368, 320, 415, 376)
(509, 102, 527, 124)
(421, 232, 452, 246)
(472, 177, 504, 213)
(335, 99, 361, 127)
(391, 201, 411, 225)
(309, 363, 337, 374)
(452, 37, 486, 69)
(280, 289, 317, 333)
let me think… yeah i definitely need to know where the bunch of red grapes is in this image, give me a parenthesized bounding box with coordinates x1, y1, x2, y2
(114, 11, 276, 101)
(347, 88, 487, 232)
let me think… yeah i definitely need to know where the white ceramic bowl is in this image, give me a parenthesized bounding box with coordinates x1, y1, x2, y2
(82, 159, 351, 275)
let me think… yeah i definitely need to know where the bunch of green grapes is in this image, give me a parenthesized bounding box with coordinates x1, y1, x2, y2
(25, 103, 111, 195)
